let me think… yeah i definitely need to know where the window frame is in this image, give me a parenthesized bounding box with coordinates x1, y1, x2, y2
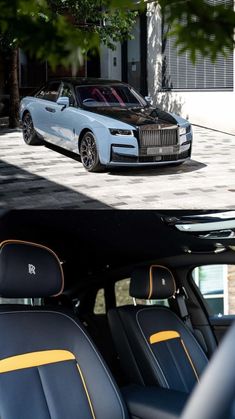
(35, 81, 61, 102)
(59, 82, 77, 107)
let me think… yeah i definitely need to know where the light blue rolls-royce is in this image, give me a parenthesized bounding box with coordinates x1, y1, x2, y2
(19, 78, 193, 172)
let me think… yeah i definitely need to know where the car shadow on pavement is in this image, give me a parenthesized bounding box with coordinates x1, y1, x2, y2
(0, 160, 111, 209)
(108, 159, 206, 177)
(0, 128, 22, 136)
(44, 143, 81, 162)
(43, 144, 206, 178)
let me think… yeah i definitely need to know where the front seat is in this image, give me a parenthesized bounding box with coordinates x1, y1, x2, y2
(108, 265, 208, 394)
(0, 240, 129, 419)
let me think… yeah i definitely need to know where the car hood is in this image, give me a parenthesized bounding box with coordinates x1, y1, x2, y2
(84, 106, 182, 128)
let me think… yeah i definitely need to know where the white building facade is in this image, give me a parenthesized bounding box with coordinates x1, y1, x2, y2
(100, 0, 235, 135)
(147, 0, 235, 135)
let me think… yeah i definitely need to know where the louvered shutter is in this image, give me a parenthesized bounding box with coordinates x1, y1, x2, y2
(162, 0, 234, 90)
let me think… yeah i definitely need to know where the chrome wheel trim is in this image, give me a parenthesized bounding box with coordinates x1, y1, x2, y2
(22, 114, 33, 142)
(80, 133, 98, 170)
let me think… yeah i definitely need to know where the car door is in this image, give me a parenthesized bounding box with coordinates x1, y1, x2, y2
(50, 83, 79, 152)
(192, 264, 235, 344)
(34, 81, 62, 141)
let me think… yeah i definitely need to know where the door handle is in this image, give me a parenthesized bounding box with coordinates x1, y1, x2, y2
(45, 107, 56, 113)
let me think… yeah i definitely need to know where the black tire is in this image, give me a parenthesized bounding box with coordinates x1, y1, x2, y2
(22, 112, 43, 145)
(80, 131, 105, 172)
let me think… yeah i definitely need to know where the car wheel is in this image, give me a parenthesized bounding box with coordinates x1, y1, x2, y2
(80, 131, 105, 172)
(22, 112, 43, 145)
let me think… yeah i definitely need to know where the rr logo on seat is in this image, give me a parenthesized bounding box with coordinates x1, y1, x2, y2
(28, 264, 36, 275)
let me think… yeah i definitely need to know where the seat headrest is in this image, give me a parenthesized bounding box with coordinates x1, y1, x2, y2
(130, 265, 176, 300)
(0, 240, 64, 298)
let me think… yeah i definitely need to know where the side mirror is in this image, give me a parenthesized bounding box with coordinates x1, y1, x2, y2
(145, 96, 153, 106)
(56, 96, 69, 110)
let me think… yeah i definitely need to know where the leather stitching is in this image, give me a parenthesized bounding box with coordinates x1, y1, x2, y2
(135, 308, 169, 388)
(0, 310, 126, 419)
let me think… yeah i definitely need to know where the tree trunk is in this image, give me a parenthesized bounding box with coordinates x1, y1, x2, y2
(9, 48, 20, 128)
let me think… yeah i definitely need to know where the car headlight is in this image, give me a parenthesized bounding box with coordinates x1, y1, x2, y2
(179, 126, 187, 136)
(109, 129, 133, 136)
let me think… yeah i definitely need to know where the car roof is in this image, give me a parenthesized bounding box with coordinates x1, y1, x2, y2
(48, 78, 126, 86)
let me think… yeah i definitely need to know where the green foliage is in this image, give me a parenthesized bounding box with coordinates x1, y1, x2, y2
(0, 0, 138, 67)
(1, 0, 235, 65)
(158, 0, 235, 62)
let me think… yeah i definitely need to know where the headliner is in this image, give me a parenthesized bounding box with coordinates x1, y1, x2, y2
(1, 210, 234, 292)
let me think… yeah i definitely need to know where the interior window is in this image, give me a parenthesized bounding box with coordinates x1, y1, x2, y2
(60, 84, 75, 106)
(0, 298, 41, 305)
(94, 289, 105, 314)
(37, 82, 61, 102)
(115, 278, 169, 307)
(192, 265, 235, 316)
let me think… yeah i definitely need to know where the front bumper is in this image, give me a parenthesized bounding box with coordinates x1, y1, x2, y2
(108, 131, 192, 166)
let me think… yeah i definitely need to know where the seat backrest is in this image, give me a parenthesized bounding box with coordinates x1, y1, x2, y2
(108, 265, 208, 393)
(0, 240, 129, 419)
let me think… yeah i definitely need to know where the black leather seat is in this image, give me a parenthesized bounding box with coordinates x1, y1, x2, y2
(108, 265, 208, 394)
(0, 240, 129, 419)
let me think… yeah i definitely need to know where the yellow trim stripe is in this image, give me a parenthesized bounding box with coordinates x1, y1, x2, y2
(180, 339, 199, 381)
(150, 330, 180, 344)
(0, 350, 75, 373)
(148, 266, 154, 299)
(77, 364, 96, 419)
(149, 330, 199, 382)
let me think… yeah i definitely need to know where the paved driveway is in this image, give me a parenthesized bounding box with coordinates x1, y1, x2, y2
(0, 126, 234, 209)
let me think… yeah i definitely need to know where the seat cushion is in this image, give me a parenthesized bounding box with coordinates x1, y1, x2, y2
(108, 306, 208, 393)
(0, 309, 129, 419)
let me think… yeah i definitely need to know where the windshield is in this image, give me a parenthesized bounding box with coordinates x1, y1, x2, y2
(76, 84, 148, 108)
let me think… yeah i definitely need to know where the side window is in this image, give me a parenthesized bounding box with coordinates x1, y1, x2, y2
(192, 265, 235, 316)
(115, 279, 133, 306)
(115, 278, 169, 307)
(37, 82, 61, 102)
(94, 288, 105, 314)
(36, 85, 46, 99)
(60, 84, 75, 106)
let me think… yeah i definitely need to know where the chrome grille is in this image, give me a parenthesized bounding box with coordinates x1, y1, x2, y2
(139, 126, 178, 147)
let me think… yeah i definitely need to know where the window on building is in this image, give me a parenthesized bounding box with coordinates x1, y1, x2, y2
(192, 265, 235, 316)
(19, 51, 47, 89)
(162, 0, 234, 91)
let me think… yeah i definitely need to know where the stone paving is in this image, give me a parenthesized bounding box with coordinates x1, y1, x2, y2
(0, 126, 235, 209)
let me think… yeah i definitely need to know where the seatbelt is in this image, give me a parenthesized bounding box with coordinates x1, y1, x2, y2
(176, 289, 208, 354)
(175, 290, 194, 333)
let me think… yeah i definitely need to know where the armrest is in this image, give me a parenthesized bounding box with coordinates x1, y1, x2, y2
(122, 385, 188, 419)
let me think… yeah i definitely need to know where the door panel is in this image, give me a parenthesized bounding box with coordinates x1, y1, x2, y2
(49, 106, 77, 152)
(210, 315, 235, 343)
